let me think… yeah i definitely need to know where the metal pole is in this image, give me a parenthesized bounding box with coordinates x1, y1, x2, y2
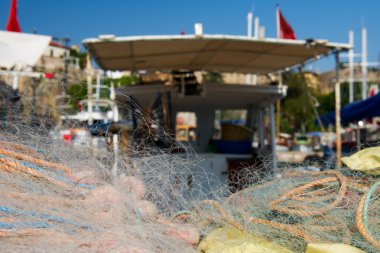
(247, 12, 253, 38)
(356, 126, 361, 152)
(276, 5, 280, 38)
(96, 70, 101, 100)
(112, 133, 119, 176)
(258, 109, 265, 154)
(270, 103, 278, 175)
(12, 72, 18, 90)
(335, 51, 342, 168)
(362, 28, 367, 100)
(276, 72, 282, 139)
(246, 12, 253, 85)
(86, 53, 93, 126)
(254, 17, 259, 39)
(348, 30, 354, 103)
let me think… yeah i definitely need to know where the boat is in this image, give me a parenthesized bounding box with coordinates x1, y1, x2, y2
(82, 33, 350, 191)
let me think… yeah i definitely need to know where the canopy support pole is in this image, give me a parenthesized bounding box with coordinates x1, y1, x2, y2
(258, 109, 265, 155)
(276, 72, 282, 139)
(335, 51, 342, 168)
(270, 103, 278, 175)
(86, 53, 93, 126)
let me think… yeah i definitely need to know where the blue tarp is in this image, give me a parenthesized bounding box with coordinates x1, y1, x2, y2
(318, 92, 380, 126)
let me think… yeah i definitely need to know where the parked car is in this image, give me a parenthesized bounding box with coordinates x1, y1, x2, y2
(277, 144, 326, 165)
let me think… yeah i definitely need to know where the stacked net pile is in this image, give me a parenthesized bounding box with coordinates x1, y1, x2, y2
(187, 168, 379, 253)
(1, 121, 379, 252)
(0, 91, 378, 252)
(0, 123, 204, 253)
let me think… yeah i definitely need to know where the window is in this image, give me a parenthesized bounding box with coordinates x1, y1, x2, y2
(176, 112, 197, 141)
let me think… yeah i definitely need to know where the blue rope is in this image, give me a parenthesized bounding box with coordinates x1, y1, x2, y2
(0, 221, 50, 229)
(0, 206, 93, 230)
(0, 155, 95, 190)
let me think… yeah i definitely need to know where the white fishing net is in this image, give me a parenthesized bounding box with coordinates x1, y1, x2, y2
(0, 78, 379, 253)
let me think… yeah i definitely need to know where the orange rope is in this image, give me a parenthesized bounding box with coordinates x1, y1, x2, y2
(195, 200, 244, 231)
(0, 162, 17, 173)
(225, 177, 282, 205)
(0, 229, 44, 238)
(0, 147, 72, 175)
(270, 171, 347, 217)
(0, 158, 69, 188)
(0, 141, 45, 158)
(356, 184, 380, 248)
(249, 217, 313, 242)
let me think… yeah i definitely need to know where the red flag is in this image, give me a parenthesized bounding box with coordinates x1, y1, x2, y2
(6, 0, 21, 32)
(276, 5, 296, 40)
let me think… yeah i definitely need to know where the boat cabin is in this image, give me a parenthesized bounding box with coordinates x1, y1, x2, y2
(82, 34, 350, 190)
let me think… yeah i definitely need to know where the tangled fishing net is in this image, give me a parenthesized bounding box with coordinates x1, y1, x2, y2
(0, 81, 379, 253)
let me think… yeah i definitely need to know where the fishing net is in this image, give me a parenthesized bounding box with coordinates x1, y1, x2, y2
(0, 78, 379, 253)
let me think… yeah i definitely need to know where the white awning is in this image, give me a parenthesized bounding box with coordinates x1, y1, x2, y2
(83, 34, 350, 74)
(0, 31, 51, 69)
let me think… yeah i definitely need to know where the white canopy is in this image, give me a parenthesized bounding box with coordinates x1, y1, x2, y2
(83, 34, 351, 74)
(0, 31, 51, 69)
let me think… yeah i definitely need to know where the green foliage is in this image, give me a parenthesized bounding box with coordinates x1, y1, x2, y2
(202, 72, 224, 84)
(67, 83, 87, 111)
(280, 72, 314, 133)
(65, 74, 139, 112)
(316, 81, 364, 115)
(69, 49, 87, 69)
(279, 72, 373, 133)
(103, 75, 139, 87)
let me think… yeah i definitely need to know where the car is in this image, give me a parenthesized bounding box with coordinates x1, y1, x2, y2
(277, 144, 326, 166)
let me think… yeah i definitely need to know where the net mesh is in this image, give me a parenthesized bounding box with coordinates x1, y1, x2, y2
(0, 78, 379, 253)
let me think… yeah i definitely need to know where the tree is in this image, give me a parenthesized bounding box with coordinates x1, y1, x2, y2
(280, 72, 315, 133)
(69, 49, 87, 70)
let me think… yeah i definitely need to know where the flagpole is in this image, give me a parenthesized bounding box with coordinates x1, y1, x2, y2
(276, 5, 280, 39)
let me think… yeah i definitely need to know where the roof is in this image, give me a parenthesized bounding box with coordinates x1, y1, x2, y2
(0, 31, 51, 69)
(83, 34, 351, 74)
(49, 41, 69, 49)
(318, 92, 380, 126)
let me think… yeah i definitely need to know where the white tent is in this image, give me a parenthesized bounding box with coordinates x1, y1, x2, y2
(0, 31, 51, 69)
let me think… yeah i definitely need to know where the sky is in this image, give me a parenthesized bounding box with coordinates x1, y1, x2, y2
(1, 0, 379, 72)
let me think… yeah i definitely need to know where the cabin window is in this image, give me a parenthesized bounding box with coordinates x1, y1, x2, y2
(50, 49, 54, 57)
(176, 112, 197, 141)
(213, 110, 247, 140)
